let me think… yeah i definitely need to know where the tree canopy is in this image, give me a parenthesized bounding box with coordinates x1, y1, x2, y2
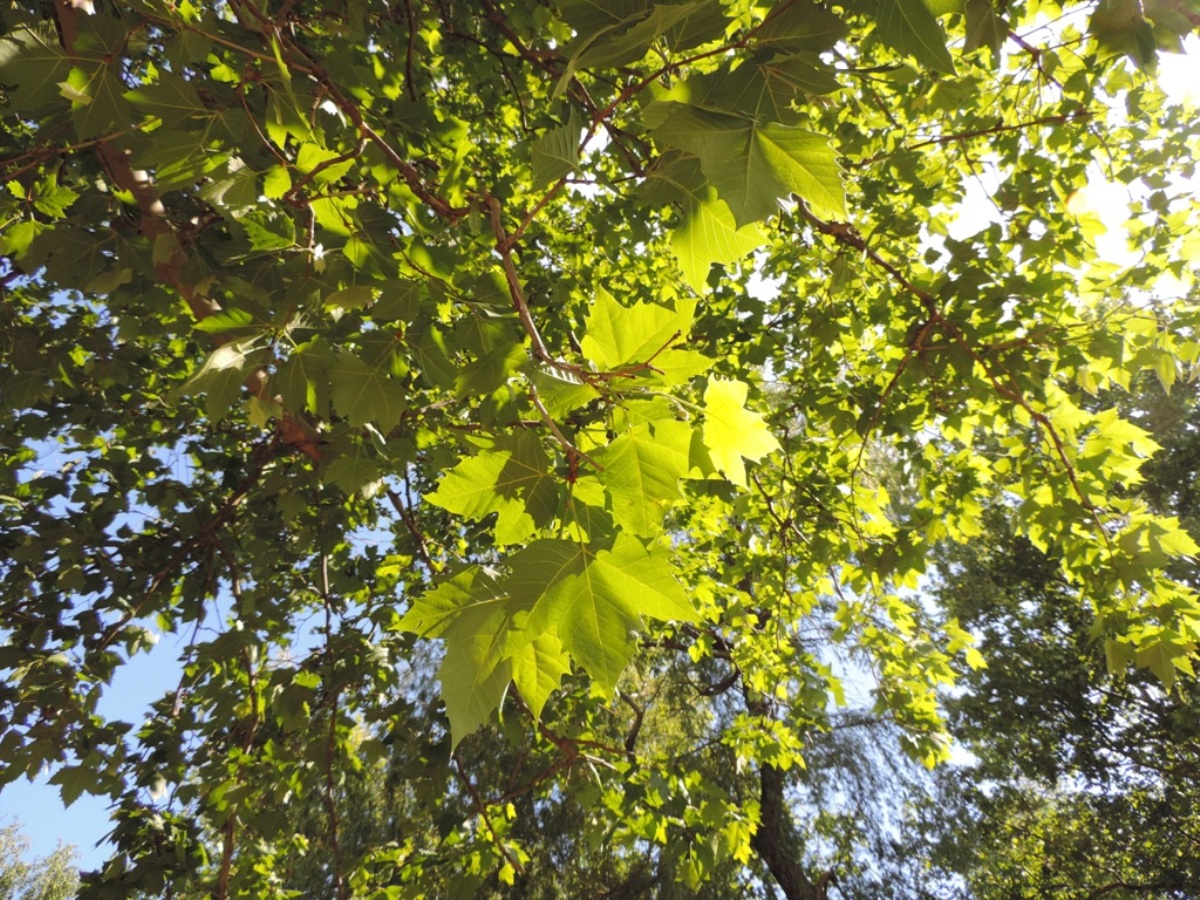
(1, 0, 1199, 896)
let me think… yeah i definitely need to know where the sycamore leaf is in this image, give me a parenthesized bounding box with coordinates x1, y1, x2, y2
(557, 0, 652, 34)
(580, 287, 695, 370)
(756, 0, 849, 51)
(530, 370, 602, 417)
(576, 0, 724, 68)
(705, 122, 846, 226)
(644, 152, 767, 290)
(125, 69, 209, 128)
(425, 433, 558, 545)
(329, 351, 408, 431)
(652, 105, 845, 227)
(863, 0, 957, 74)
(275, 341, 330, 416)
(596, 422, 692, 536)
(703, 378, 780, 486)
(1136, 640, 1179, 689)
(505, 535, 694, 693)
(455, 342, 527, 399)
(324, 454, 379, 495)
(397, 567, 507, 639)
(439, 602, 514, 744)
(179, 342, 257, 422)
(964, 0, 1005, 56)
(674, 193, 767, 291)
(700, 55, 841, 123)
(372, 279, 424, 322)
(531, 110, 584, 187)
(0, 23, 70, 112)
(510, 632, 572, 720)
(400, 569, 519, 743)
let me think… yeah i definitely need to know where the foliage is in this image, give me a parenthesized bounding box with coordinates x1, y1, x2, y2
(0, 820, 80, 900)
(895, 377, 1200, 898)
(1, 0, 1199, 896)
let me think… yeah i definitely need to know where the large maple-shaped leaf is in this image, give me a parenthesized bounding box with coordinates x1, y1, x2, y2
(510, 632, 572, 720)
(531, 110, 583, 188)
(580, 287, 695, 370)
(505, 536, 695, 694)
(397, 567, 508, 638)
(704, 122, 845, 227)
(274, 340, 331, 416)
(862, 0, 957, 73)
(674, 191, 767, 291)
(755, 0, 850, 51)
(644, 153, 766, 291)
(698, 55, 841, 124)
(0, 22, 70, 112)
(329, 350, 408, 431)
(702, 378, 781, 486)
(575, 0, 724, 68)
(426, 433, 558, 545)
(438, 602, 513, 744)
(651, 104, 844, 228)
(596, 422, 692, 536)
(398, 568, 514, 744)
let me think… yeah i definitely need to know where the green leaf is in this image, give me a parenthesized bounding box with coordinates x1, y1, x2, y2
(506, 535, 694, 693)
(179, 342, 256, 421)
(643, 153, 767, 290)
(674, 192, 767, 292)
(125, 69, 209, 128)
(963, 0, 1005, 57)
(700, 55, 841, 122)
(596, 422, 691, 536)
(398, 567, 507, 639)
(324, 453, 380, 495)
(329, 351, 409, 431)
(455, 342, 527, 399)
(65, 64, 134, 139)
(510, 633, 572, 720)
(531, 110, 584, 187)
(439, 603, 514, 743)
(1089, 0, 1158, 67)
(575, 0, 725, 68)
(580, 286, 695, 370)
(702, 378, 781, 486)
(425, 433, 559, 545)
(863, 0, 957, 74)
(240, 211, 296, 252)
(652, 105, 845, 226)
(0, 23, 70, 112)
(31, 182, 79, 219)
(373, 279, 425, 322)
(275, 341, 330, 416)
(756, 0, 849, 52)
(706, 122, 846, 226)
(1136, 640, 1178, 689)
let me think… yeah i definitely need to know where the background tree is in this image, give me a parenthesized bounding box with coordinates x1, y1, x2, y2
(892, 375, 1200, 898)
(0, 820, 80, 900)
(2, 0, 1199, 897)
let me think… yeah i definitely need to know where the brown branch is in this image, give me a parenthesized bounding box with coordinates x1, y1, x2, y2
(1008, 29, 1062, 88)
(618, 691, 645, 758)
(386, 482, 441, 574)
